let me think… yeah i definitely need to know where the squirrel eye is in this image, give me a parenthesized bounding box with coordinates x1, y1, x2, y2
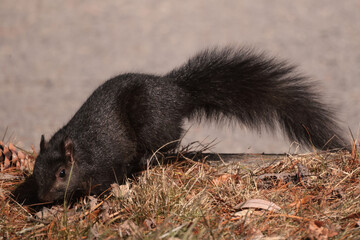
(59, 169, 66, 178)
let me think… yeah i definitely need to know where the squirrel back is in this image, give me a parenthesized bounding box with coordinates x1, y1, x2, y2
(17, 47, 347, 203)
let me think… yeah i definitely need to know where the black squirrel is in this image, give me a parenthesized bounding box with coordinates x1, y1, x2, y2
(18, 47, 347, 203)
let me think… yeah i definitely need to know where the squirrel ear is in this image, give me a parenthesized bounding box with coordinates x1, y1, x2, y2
(40, 135, 47, 153)
(62, 137, 74, 163)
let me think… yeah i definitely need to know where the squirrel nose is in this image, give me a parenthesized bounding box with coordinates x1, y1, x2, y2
(38, 189, 57, 202)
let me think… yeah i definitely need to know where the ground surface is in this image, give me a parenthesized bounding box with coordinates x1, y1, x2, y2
(1, 0, 359, 152)
(1, 142, 359, 239)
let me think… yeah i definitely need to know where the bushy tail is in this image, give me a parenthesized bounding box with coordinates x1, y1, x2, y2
(166, 47, 347, 150)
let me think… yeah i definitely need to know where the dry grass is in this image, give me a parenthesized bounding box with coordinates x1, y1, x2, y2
(0, 142, 359, 239)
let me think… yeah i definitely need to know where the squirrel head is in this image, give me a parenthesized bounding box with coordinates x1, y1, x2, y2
(33, 134, 82, 202)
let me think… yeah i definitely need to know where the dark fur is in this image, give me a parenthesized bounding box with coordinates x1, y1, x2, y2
(18, 47, 347, 203)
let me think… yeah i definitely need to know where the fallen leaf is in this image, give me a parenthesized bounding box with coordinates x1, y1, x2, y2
(87, 196, 99, 211)
(11, 152, 18, 164)
(234, 199, 281, 212)
(307, 220, 338, 240)
(99, 201, 111, 221)
(8, 143, 16, 152)
(90, 223, 100, 238)
(4, 157, 10, 168)
(247, 228, 264, 240)
(112, 182, 131, 198)
(35, 206, 62, 220)
(234, 209, 255, 217)
(296, 163, 310, 177)
(212, 174, 235, 186)
(118, 220, 140, 238)
(143, 218, 156, 231)
(17, 150, 25, 160)
(3, 147, 11, 160)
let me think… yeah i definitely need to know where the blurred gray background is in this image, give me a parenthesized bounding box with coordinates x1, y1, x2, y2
(1, 0, 359, 153)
